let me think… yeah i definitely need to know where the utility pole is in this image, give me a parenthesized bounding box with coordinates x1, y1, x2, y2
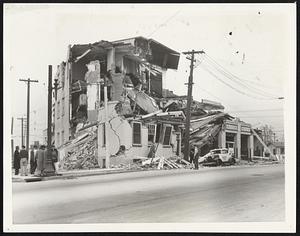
(104, 75, 110, 168)
(17, 117, 26, 146)
(19, 79, 38, 152)
(44, 65, 55, 176)
(182, 50, 205, 161)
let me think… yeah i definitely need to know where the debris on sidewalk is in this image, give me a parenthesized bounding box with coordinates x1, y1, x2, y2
(140, 156, 192, 170)
(62, 130, 99, 170)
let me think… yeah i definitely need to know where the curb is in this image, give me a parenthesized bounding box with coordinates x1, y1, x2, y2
(12, 168, 148, 183)
(12, 162, 282, 183)
(43, 168, 147, 181)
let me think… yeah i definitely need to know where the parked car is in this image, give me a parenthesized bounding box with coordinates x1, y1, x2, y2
(199, 148, 236, 166)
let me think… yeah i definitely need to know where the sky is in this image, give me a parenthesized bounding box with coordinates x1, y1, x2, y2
(4, 3, 296, 146)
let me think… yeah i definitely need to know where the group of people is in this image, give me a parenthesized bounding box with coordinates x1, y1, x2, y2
(13, 145, 59, 177)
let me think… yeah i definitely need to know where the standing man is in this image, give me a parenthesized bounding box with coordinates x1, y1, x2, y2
(189, 144, 195, 166)
(35, 145, 45, 176)
(13, 146, 20, 175)
(30, 145, 38, 175)
(51, 145, 59, 175)
(193, 146, 199, 170)
(19, 145, 28, 176)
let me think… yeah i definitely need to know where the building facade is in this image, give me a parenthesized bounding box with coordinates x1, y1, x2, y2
(218, 118, 254, 160)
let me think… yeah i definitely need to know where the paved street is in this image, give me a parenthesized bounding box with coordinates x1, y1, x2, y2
(12, 164, 285, 224)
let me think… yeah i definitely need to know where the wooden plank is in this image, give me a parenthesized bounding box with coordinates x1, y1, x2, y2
(163, 159, 174, 168)
(164, 159, 178, 168)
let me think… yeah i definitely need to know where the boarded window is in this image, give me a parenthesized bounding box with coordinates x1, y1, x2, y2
(155, 123, 161, 143)
(132, 122, 142, 145)
(147, 124, 156, 143)
(163, 126, 172, 146)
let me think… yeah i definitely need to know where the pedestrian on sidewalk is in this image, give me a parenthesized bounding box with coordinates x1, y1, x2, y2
(35, 145, 45, 176)
(13, 146, 20, 175)
(30, 145, 38, 175)
(19, 145, 28, 176)
(51, 145, 59, 175)
(189, 145, 195, 166)
(193, 146, 199, 170)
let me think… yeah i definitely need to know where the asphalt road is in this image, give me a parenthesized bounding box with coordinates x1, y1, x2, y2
(12, 164, 285, 223)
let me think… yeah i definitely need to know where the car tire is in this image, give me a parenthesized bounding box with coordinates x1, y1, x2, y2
(230, 158, 235, 165)
(216, 159, 222, 166)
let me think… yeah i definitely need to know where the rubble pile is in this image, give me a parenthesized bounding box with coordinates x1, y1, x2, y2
(63, 131, 99, 170)
(140, 156, 192, 170)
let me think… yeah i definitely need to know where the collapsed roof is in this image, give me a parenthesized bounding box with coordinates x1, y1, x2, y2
(70, 37, 180, 70)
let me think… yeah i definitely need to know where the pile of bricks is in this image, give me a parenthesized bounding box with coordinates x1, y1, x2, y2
(63, 131, 99, 170)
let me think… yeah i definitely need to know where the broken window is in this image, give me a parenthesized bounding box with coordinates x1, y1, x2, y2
(147, 124, 156, 143)
(132, 122, 142, 145)
(163, 125, 172, 146)
(155, 123, 162, 143)
(100, 85, 112, 102)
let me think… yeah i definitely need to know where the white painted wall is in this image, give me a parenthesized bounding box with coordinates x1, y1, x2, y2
(97, 102, 177, 165)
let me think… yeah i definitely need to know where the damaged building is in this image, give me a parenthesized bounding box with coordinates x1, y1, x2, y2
(54, 36, 268, 170)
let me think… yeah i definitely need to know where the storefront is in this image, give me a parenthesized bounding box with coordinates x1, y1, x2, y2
(218, 118, 254, 160)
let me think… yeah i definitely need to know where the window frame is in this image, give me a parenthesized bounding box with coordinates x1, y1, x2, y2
(132, 121, 142, 146)
(147, 123, 156, 145)
(162, 125, 172, 147)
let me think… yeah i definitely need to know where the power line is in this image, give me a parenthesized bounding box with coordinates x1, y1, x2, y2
(199, 63, 275, 100)
(203, 54, 279, 99)
(238, 115, 284, 118)
(227, 108, 283, 112)
(193, 83, 224, 103)
(227, 108, 283, 113)
(147, 10, 181, 37)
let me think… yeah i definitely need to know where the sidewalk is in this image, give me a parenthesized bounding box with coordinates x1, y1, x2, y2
(12, 160, 282, 183)
(12, 167, 143, 183)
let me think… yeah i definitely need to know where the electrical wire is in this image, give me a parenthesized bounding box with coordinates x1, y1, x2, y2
(193, 84, 224, 103)
(203, 54, 279, 98)
(198, 63, 275, 100)
(226, 108, 283, 112)
(147, 10, 181, 37)
(205, 54, 281, 98)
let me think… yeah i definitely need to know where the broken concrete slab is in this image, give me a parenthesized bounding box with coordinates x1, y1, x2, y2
(125, 88, 159, 113)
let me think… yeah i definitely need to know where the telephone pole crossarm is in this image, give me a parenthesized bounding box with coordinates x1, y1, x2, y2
(182, 50, 205, 55)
